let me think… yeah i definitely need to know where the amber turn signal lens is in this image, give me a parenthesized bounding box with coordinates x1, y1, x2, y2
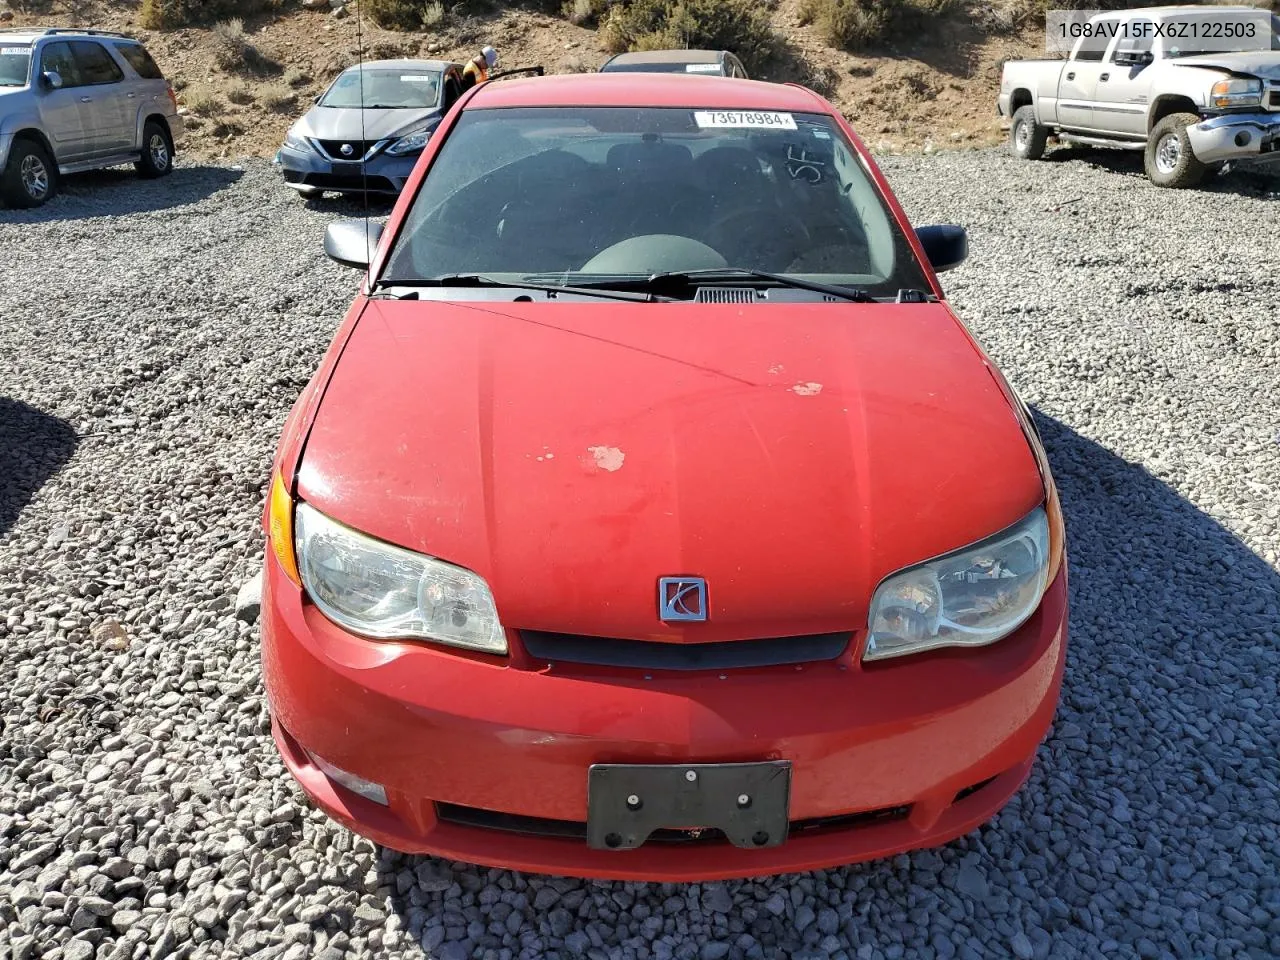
(268, 470, 301, 587)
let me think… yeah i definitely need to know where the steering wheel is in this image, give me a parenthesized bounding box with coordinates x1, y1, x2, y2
(702, 207, 812, 270)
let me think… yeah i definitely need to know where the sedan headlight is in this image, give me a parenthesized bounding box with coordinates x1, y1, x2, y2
(386, 129, 430, 156)
(294, 502, 506, 653)
(864, 507, 1050, 662)
(284, 129, 313, 153)
(1211, 77, 1263, 109)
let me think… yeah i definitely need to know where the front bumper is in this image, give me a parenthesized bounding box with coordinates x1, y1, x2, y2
(261, 556, 1069, 881)
(276, 142, 418, 195)
(1186, 111, 1280, 165)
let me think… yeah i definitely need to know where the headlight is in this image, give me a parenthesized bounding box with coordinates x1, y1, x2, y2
(284, 129, 312, 153)
(1211, 77, 1263, 109)
(294, 502, 506, 653)
(864, 507, 1050, 662)
(386, 130, 430, 156)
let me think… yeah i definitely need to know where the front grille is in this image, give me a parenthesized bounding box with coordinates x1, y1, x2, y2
(519, 630, 852, 671)
(314, 138, 376, 160)
(435, 801, 912, 844)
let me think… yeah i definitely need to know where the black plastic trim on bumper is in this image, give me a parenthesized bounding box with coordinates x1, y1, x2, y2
(519, 630, 852, 671)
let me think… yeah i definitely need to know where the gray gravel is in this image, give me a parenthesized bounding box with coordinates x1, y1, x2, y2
(2, 148, 1278, 960)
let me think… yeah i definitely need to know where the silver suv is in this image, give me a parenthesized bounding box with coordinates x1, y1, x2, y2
(0, 27, 184, 208)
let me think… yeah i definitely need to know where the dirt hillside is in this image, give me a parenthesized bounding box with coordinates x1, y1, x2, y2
(3, 0, 1050, 161)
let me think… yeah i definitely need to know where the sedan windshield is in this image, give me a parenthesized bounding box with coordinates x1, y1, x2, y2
(603, 62, 724, 74)
(381, 106, 931, 298)
(320, 67, 442, 108)
(0, 45, 32, 86)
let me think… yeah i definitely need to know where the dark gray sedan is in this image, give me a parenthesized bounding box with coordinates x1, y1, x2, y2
(276, 59, 465, 198)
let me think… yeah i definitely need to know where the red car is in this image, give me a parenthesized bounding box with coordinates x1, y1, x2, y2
(260, 72, 1069, 882)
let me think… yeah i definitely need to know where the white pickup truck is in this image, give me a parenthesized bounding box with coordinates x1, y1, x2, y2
(998, 5, 1280, 187)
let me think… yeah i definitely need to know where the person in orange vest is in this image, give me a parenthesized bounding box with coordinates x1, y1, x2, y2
(462, 47, 498, 90)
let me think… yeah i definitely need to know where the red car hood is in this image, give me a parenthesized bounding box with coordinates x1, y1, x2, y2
(297, 299, 1044, 642)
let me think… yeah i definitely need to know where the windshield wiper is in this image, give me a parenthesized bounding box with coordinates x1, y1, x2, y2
(371, 275, 667, 302)
(561, 268, 882, 303)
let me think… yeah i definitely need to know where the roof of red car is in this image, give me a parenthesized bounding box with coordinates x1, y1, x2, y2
(468, 73, 832, 112)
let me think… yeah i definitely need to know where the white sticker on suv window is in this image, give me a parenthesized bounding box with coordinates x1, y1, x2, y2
(693, 110, 797, 130)
(0, 47, 28, 54)
(685, 63, 721, 73)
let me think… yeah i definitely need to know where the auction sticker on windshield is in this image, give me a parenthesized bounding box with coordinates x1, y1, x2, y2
(693, 111, 797, 130)
(401, 75, 435, 82)
(1, 46, 29, 53)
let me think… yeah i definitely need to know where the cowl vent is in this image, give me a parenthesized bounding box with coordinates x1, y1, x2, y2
(693, 286, 758, 304)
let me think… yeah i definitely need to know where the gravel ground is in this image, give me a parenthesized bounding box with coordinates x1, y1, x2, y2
(1, 148, 1278, 960)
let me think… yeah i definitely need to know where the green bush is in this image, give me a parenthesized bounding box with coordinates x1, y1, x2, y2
(601, 0, 777, 70)
(138, 0, 282, 30)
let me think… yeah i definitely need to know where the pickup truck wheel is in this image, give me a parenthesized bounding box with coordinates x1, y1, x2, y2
(2, 138, 58, 208)
(1145, 113, 1206, 189)
(1010, 106, 1048, 160)
(135, 120, 174, 179)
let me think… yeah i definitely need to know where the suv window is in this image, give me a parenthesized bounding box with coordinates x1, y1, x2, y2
(113, 41, 163, 79)
(71, 40, 124, 85)
(39, 41, 84, 86)
(0, 43, 32, 87)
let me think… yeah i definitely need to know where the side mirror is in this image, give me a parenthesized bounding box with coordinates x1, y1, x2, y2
(915, 224, 967, 273)
(324, 219, 384, 270)
(41, 70, 63, 90)
(1114, 49, 1153, 66)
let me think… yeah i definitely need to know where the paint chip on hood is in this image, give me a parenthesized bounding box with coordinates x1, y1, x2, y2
(791, 382, 823, 396)
(586, 445, 625, 472)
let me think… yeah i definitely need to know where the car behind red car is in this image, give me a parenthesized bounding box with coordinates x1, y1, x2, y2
(260, 72, 1069, 881)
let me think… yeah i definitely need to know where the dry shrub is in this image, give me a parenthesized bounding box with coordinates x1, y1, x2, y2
(422, 1, 445, 26)
(210, 18, 281, 73)
(260, 83, 297, 111)
(182, 84, 223, 118)
(283, 66, 311, 88)
(601, 0, 776, 70)
(138, 0, 282, 30)
(364, 0, 444, 29)
(798, 0, 961, 50)
(798, 0, 887, 49)
(563, 0, 607, 25)
(225, 79, 256, 104)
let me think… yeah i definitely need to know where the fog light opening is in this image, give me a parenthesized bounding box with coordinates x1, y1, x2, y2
(305, 750, 389, 806)
(1235, 131, 1253, 148)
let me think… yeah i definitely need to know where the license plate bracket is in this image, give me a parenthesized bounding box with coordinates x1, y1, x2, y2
(586, 761, 791, 851)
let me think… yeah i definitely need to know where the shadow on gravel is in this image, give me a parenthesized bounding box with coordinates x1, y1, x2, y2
(365, 411, 1279, 957)
(1045, 145, 1280, 198)
(298, 192, 398, 219)
(3, 165, 245, 222)
(0, 397, 78, 537)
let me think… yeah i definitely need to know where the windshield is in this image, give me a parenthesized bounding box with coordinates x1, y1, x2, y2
(1162, 13, 1280, 57)
(381, 106, 930, 297)
(319, 67, 442, 108)
(603, 61, 724, 74)
(0, 44, 32, 86)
